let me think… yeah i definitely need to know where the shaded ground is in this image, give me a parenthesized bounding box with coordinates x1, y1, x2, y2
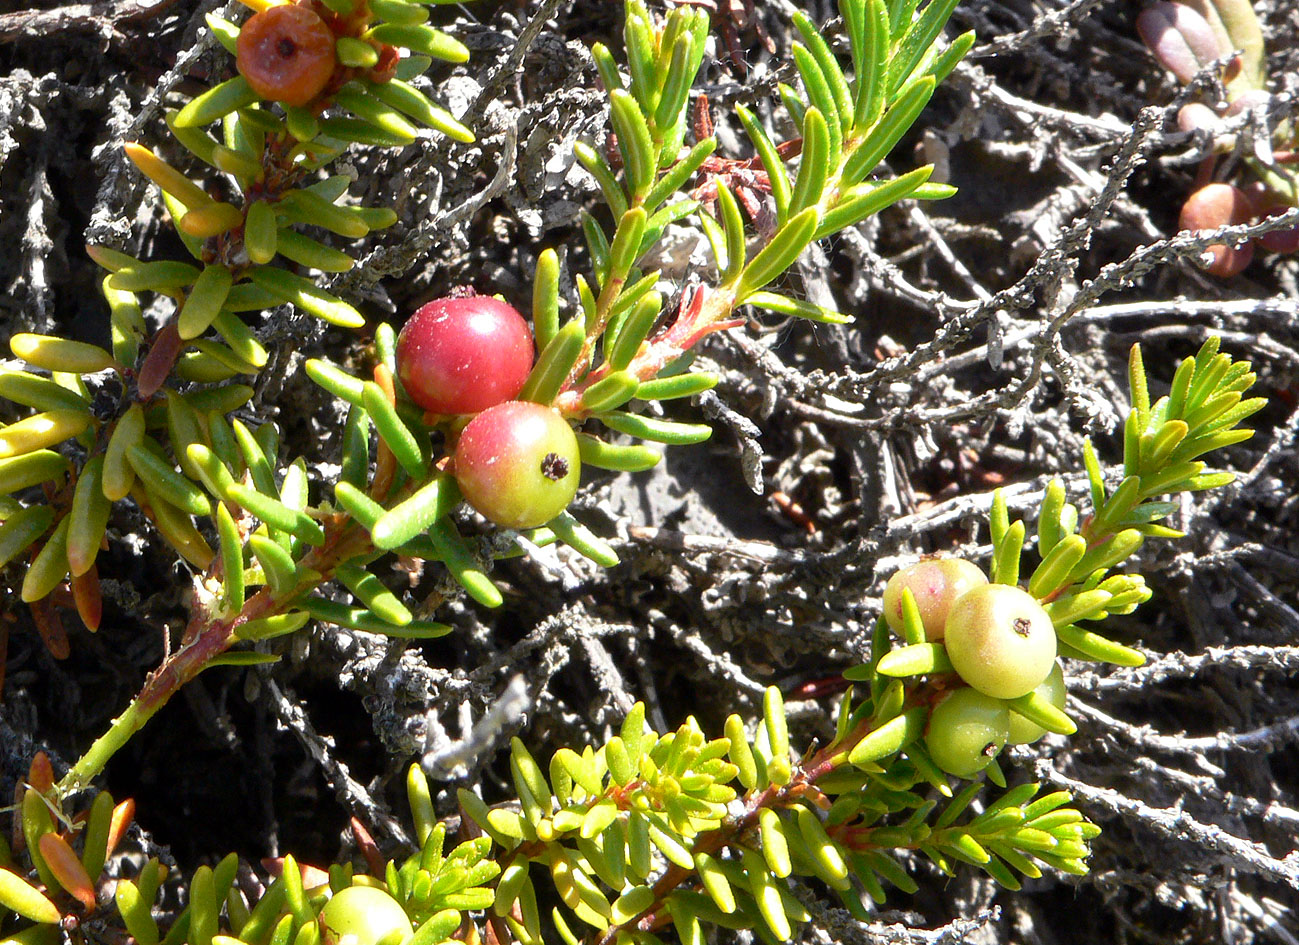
(2, 0, 1298, 943)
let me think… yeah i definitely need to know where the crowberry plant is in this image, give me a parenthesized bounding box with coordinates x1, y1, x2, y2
(0, 0, 1277, 943)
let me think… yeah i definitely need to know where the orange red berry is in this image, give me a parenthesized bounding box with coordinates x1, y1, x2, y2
(236, 4, 337, 107)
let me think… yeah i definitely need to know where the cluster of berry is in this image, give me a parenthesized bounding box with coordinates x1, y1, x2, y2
(394, 296, 580, 530)
(882, 560, 1066, 777)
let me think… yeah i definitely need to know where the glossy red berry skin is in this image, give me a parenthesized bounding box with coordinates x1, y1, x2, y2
(396, 297, 535, 415)
(882, 558, 988, 641)
(453, 402, 580, 529)
(236, 4, 337, 108)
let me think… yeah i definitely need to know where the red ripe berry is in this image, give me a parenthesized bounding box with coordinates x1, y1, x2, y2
(396, 297, 535, 416)
(236, 4, 337, 108)
(1255, 204, 1299, 254)
(1178, 183, 1255, 277)
(453, 402, 580, 529)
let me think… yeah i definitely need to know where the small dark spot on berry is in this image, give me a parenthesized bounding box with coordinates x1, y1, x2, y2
(541, 452, 568, 480)
(1013, 616, 1031, 637)
(277, 37, 297, 58)
(982, 742, 998, 757)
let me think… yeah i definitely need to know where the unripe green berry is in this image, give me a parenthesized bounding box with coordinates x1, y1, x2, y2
(882, 558, 988, 641)
(943, 584, 1057, 699)
(318, 886, 413, 945)
(925, 687, 1010, 777)
(1007, 661, 1067, 745)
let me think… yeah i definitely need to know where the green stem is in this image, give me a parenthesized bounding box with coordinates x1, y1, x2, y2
(57, 597, 254, 793)
(57, 516, 372, 795)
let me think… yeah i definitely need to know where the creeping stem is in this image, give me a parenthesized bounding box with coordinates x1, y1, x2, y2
(57, 516, 372, 794)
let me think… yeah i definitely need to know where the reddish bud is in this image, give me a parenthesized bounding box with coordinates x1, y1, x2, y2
(29, 596, 69, 660)
(39, 833, 97, 912)
(1137, 2, 1230, 84)
(348, 816, 386, 877)
(105, 798, 135, 861)
(137, 322, 184, 399)
(27, 752, 54, 793)
(71, 568, 103, 633)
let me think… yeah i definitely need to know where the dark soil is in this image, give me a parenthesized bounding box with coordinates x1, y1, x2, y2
(2, 0, 1298, 943)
